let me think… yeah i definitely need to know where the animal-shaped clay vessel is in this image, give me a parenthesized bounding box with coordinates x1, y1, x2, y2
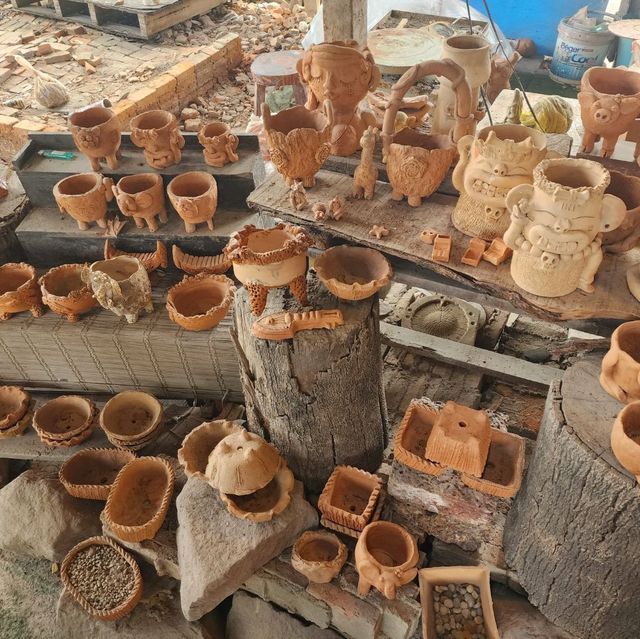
(69, 105, 121, 171)
(197, 121, 239, 167)
(600, 321, 640, 403)
(167, 172, 218, 233)
(486, 51, 522, 103)
(252, 309, 344, 340)
(40, 263, 96, 322)
(112, 174, 167, 232)
(353, 126, 378, 200)
(130, 110, 185, 169)
(0, 262, 43, 320)
(53, 173, 114, 231)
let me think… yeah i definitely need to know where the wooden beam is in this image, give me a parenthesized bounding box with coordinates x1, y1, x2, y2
(322, 0, 367, 44)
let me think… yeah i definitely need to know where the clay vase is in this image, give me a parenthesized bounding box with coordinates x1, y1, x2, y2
(83, 256, 153, 323)
(167, 171, 218, 233)
(611, 402, 640, 482)
(451, 124, 548, 240)
(197, 122, 239, 167)
(130, 110, 185, 169)
(112, 174, 167, 232)
(53, 173, 114, 231)
(603, 170, 640, 253)
(40, 263, 96, 322)
(297, 40, 381, 156)
(578, 66, 640, 157)
(291, 530, 347, 584)
(503, 158, 626, 297)
(355, 521, 419, 600)
(69, 105, 121, 171)
(0, 262, 43, 320)
(0, 386, 30, 432)
(600, 321, 640, 403)
(224, 223, 313, 315)
(262, 103, 332, 187)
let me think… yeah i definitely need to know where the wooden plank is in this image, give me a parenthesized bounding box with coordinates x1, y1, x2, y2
(322, 0, 367, 44)
(138, 0, 224, 37)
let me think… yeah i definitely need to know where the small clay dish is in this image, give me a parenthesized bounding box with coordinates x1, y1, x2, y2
(40, 263, 96, 322)
(314, 246, 393, 300)
(99, 391, 163, 446)
(32, 395, 96, 442)
(0, 386, 30, 431)
(291, 530, 347, 583)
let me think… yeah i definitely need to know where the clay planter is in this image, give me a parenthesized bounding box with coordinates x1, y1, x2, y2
(112, 174, 167, 232)
(99, 391, 163, 449)
(53, 172, 114, 231)
(0, 386, 30, 431)
(291, 530, 347, 584)
(40, 263, 96, 322)
(603, 170, 640, 253)
(198, 121, 239, 167)
(104, 239, 168, 273)
(628, 264, 640, 301)
(224, 223, 313, 315)
(172, 245, 230, 275)
(504, 158, 626, 297)
(69, 105, 121, 171)
(0, 262, 43, 320)
(600, 321, 640, 403)
(32, 395, 96, 443)
(59, 447, 136, 500)
(611, 402, 640, 482)
(314, 246, 392, 301)
(167, 171, 218, 233)
(355, 521, 419, 599)
(166, 273, 235, 332)
(130, 109, 184, 169)
(262, 104, 332, 187)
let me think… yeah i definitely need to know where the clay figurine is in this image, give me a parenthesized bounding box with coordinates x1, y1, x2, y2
(603, 170, 640, 253)
(328, 195, 345, 220)
(53, 173, 114, 231)
(104, 240, 168, 273)
(611, 402, 640, 482)
(461, 238, 487, 267)
(130, 109, 185, 168)
(112, 174, 167, 232)
(291, 530, 347, 584)
(432, 235, 452, 263)
(0, 262, 43, 320)
(369, 225, 389, 240)
(600, 321, 640, 403)
(482, 238, 512, 266)
(486, 51, 522, 103)
(69, 105, 121, 171)
(312, 202, 327, 220)
(39, 263, 96, 322)
(289, 181, 308, 211)
(171, 245, 230, 275)
(197, 121, 239, 167)
(353, 126, 378, 200)
(252, 309, 344, 340)
(167, 171, 218, 233)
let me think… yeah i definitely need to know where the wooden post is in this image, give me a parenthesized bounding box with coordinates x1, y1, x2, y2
(231, 275, 387, 493)
(322, 0, 367, 44)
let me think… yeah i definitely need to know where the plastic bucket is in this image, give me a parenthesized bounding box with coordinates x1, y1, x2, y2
(550, 17, 615, 85)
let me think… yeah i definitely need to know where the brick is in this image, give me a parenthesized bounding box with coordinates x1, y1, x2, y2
(167, 60, 196, 85)
(146, 74, 176, 98)
(36, 43, 53, 56)
(13, 119, 46, 133)
(0, 114, 19, 128)
(0, 106, 18, 117)
(127, 86, 159, 110)
(43, 52, 72, 64)
(20, 32, 36, 44)
(68, 25, 85, 35)
(0, 69, 12, 86)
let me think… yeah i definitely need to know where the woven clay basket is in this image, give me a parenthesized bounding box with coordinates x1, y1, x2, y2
(32, 395, 96, 442)
(0, 385, 30, 431)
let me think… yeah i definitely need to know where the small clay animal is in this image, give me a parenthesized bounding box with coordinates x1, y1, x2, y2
(328, 195, 345, 220)
(289, 181, 308, 211)
(312, 202, 327, 221)
(353, 126, 378, 200)
(369, 225, 389, 240)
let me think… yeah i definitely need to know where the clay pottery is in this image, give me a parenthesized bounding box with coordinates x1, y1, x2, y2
(112, 174, 167, 232)
(579, 66, 640, 157)
(0, 262, 43, 320)
(611, 402, 640, 482)
(224, 223, 313, 315)
(291, 530, 347, 583)
(603, 170, 640, 253)
(39, 263, 96, 322)
(69, 105, 121, 171)
(627, 264, 640, 302)
(83, 256, 153, 323)
(167, 171, 218, 233)
(483, 238, 512, 265)
(104, 239, 168, 273)
(197, 121, 239, 167)
(314, 245, 392, 301)
(99, 391, 163, 449)
(382, 59, 473, 207)
(32, 395, 96, 443)
(171, 245, 231, 275)
(0, 386, 30, 431)
(252, 309, 344, 340)
(53, 173, 114, 231)
(130, 109, 185, 169)
(600, 321, 640, 403)
(353, 125, 379, 200)
(59, 447, 136, 500)
(451, 124, 548, 240)
(262, 103, 332, 187)
(297, 40, 381, 156)
(166, 273, 235, 332)
(104, 456, 175, 542)
(355, 521, 419, 599)
(504, 158, 626, 297)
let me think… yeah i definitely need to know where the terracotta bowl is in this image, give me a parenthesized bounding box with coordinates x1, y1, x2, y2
(32, 395, 96, 442)
(611, 401, 640, 482)
(40, 263, 96, 321)
(0, 262, 42, 320)
(291, 530, 347, 583)
(99, 391, 163, 446)
(166, 273, 235, 332)
(0, 386, 30, 431)
(314, 246, 393, 300)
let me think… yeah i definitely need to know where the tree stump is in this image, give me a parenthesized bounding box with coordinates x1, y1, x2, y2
(504, 355, 640, 639)
(231, 274, 387, 493)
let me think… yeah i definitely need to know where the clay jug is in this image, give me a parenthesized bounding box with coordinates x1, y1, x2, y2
(130, 110, 185, 169)
(112, 174, 167, 232)
(69, 105, 121, 171)
(167, 171, 217, 233)
(611, 401, 640, 482)
(53, 173, 114, 231)
(603, 170, 640, 253)
(600, 321, 640, 403)
(197, 122, 239, 167)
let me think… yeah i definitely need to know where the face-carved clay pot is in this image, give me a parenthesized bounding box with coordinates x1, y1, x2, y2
(224, 223, 313, 315)
(578, 66, 640, 158)
(167, 171, 218, 233)
(0, 386, 30, 432)
(314, 245, 393, 301)
(33, 395, 96, 446)
(112, 174, 167, 232)
(291, 530, 347, 584)
(262, 104, 332, 187)
(84, 256, 153, 324)
(451, 124, 548, 240)
(53, 172, 114, 231)
(130, 109, 185, 169)
(69, 105, 121, 171)
(611, 402, 640, 482)
(166, 273, 235, 332)
(104, 456, 175, 542)
(40, 263, 96, 322)
(600, 321, 640, 403)
(355, 521, 419, 600)
(602, 170, 640, 253)
(503, 158, 626, 297)
(0, 262, 43, 320)
(198, 121, 239, 167)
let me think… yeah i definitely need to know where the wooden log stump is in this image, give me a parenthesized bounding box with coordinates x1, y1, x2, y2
(504, 355, 640, 639)
(232, 274, 387, 493)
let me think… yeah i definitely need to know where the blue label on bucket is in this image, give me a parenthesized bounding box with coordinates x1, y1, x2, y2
(550, 28, 611, 82)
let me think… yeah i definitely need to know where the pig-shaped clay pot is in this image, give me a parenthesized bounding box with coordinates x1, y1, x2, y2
(53, 173, 114, 231)
(112, 174, 167, 232)
(69, 105, 121, 172)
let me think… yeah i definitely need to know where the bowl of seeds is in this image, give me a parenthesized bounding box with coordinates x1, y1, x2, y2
(60, 535, 143, 621)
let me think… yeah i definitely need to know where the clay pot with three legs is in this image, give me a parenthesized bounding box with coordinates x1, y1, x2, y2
(53, 173, 114, 231)
(167, 172, 218, 233)
(112, 174, 167, 232)
(130, 110, 185, 169)
(69, 105, 121, 171)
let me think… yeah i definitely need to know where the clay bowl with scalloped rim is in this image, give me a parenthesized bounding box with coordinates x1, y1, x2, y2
(32, 395, 96, 442)
(0, 386, 30, 431)
(99, 391, 163, 447)
(292, 530, 347, 583)
(40, 263, 96, 322)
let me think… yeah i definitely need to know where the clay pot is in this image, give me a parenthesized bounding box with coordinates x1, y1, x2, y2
(291, 530, 347, 583)
(627, 264, 640, 302)
(0, 386, 30, 431)
(40, 263, 96, 322)
(504, 159, 626, 297)
(83, 256, 153, 323)
(104, 457, 175, 542)
(224, 223, 313, 315)
(112, 174, 167, 232)
(355, 521, 419, 599)
(611, 402, 640, 482)
(198, 121, 239, 167)
(167, 171, 218, 233)
(104, 239, 168, 273)
(69, 105, 121, 171)
(166, 273, 235, 332)
(53, 172, 114, 231)
(603, 170, 640, 253)
(314, 246, 392, 301)
(32, 395, 96, 444)
(600, 321, 640, 403)
(130, 109, 185, 169)
(171, 245, 231, 275)
(262, 104, 332, 187)
(0, 262, 43, 320)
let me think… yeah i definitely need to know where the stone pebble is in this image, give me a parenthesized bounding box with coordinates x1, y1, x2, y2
(432, 582, 486, 639)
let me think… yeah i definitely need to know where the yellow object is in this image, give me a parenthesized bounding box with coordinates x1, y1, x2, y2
(520, 96, 573, 133)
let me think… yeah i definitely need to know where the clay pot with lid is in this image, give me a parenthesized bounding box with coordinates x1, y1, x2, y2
(198, 121, 239, 167)
(167, 171, 218, 233)
(0, 386, 30, 432)
(40, 263, 96, 322)
(0, 262, 43, 320)
(611, 401, 640, 482)
(130, 109, 185, 169)
(112, 174, 167, 232)
(32, 395, 96, 446)
(291, 530, 347, 584)
(603, 170, 640, 253)
(53, 172, 114, 231)
(600, 321, 640, 403)
(69, 105, 121, 171)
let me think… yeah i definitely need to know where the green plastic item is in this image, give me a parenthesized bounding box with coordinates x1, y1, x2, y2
(38, 150, 75, 160)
